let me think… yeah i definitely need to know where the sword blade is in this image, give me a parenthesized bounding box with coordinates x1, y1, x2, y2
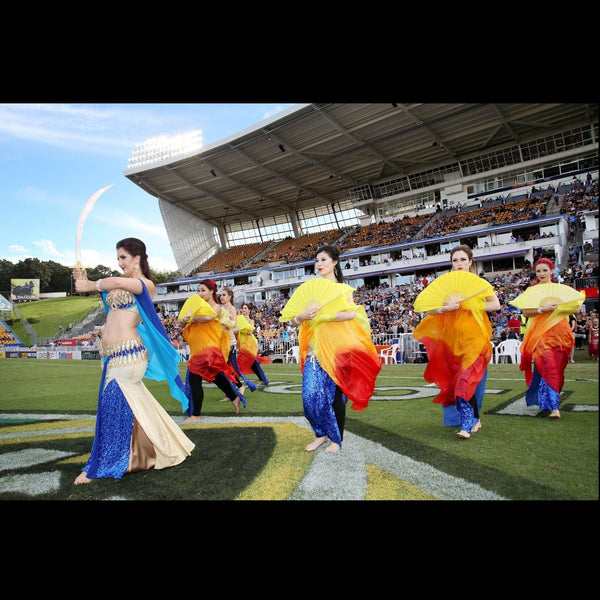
(74, 184, 113, 268)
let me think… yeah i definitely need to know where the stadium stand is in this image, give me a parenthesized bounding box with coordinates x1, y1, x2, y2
(0, 320, 24, 346)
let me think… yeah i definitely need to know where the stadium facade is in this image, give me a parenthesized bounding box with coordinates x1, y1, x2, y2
(123, 103, 598, 312)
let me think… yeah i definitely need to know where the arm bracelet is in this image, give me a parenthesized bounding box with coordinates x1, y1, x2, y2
(537, 307, 542, 314)
(96, 280, 103, 292)
(292, 317, 299, 326)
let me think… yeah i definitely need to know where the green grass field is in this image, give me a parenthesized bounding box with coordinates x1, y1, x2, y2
(1, 354, 597, 501)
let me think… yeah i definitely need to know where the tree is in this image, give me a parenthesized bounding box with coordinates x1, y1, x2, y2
(152, 269, 182, 284)
(46, 261, 73, 295)
(87, 265, 120, 280)
(0, 259, 14, 296)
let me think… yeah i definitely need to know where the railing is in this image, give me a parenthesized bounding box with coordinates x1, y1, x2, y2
(574, 276, 598, 289)
(371, 333, 427, 364)
(59, 304, 105, 339)
(11, 303, 38, 344)
(255, 333, 427, 364)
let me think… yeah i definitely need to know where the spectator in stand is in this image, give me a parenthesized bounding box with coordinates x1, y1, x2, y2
(568, 313, 578, 363)
(573, 312, 588, 350)
(508, 310, 522, 339)
(588, 315, 599, 360)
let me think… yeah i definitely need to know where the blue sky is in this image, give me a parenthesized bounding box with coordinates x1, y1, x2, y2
(0, 103, 295, 273)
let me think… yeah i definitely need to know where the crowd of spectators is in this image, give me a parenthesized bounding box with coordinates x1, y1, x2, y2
(186, 175, 598, 277)
(337, 213, 431, 251)
(420, 196, 549, 239)
(195, 241, 271, 274)
(247, 230, 343, 268)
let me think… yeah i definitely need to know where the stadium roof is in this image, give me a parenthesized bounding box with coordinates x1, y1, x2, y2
(124, 102, 598, 229)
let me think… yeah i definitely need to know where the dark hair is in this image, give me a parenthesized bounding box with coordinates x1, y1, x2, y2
(116, 237, 151, 279)
(450, 244, 474, 272)
(316, 244, 343, 283)
(199, 278, 219, 302)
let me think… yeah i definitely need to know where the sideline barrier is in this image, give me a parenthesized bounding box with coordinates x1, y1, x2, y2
(1, 346, 99, 360)
(3, 335, 427, 363)
(3, 348, 39, 359)
(371, 333, 427, 364)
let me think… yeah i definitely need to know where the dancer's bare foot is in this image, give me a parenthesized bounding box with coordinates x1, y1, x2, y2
(550, 410, 561, 419)
(232, 397, 240, 414)
(456, 430, 471, 439)
(305, 436, 328, 452)
(183, 415, 202, 423)
(471, 420, 482, 433)
(239, 384, 247, 396)
(324, 442, 341, 453)
(74, 472, 92, 485)
(219, 397, 229, 402)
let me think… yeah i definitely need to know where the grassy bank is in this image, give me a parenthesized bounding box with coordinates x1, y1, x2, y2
(7, 296, 101, 344)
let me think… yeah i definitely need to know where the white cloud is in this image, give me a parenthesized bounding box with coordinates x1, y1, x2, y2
(0, 104, 132, 157)
(0, 103, 207, 159)
(94, 209, 169, 238)
(262, 105, 292, 120)
(33, 239, 63, 257)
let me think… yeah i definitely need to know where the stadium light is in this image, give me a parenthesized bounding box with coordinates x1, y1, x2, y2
(127, 130, 203, 169)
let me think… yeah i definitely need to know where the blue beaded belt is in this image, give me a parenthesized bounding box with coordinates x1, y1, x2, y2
(101, 337, 148, 366)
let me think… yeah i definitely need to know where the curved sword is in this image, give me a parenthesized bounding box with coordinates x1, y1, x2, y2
(73, 184, 113, 269)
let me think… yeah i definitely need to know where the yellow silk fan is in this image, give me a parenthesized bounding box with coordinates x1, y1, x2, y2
(279, 278, 354, 322)
(509, 283, 585, 311)
(177, 294, 217, 320)
(236, 314, 254, 332)
(413, 270, 490, 313)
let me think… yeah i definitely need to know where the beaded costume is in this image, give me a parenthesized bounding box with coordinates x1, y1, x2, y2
(81, 282, 194, 480)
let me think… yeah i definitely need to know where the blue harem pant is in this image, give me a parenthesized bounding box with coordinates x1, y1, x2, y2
(302, 355, 347, 446)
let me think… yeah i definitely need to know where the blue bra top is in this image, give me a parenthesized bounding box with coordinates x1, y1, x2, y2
(106, 289, 139, 313)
